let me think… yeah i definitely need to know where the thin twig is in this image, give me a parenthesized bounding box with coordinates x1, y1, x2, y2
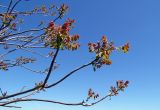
(20, 48, 48, 58)
(0, 98, 83, 107)
(2, 105, 21, 108)
(9, 0, 22, 14)
(0, 28, 45, 41)
(7, 0, 13, 13)
(0, 33, 44, 59)
(20, 65, 47, 74)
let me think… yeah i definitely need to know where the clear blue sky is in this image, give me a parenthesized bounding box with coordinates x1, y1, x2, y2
(0, 0, 160, 110)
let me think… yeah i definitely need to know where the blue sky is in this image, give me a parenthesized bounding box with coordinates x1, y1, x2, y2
(0, 0, 160, 110)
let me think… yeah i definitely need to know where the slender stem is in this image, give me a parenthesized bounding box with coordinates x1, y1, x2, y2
(0, 28, 45, 41)
(2, 105, 21, 108)
(20, 65, 47, 74)
(0, 98, 83, 106)
(0, 33, 44, 59)
(45, 60, 95, 88)
(9, 0, 22, 14)
(7, 0, 13, 13)
(43, 47, 59, 86)
(0, 87, 38, 101)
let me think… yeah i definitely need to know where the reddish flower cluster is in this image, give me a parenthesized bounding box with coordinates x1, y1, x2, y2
(0, 61, 8, 70)
(48, 21, 54, 29)
(110, 80, 129, 96)
(122, 43, 129, 53)
(88, 88, 99, 100)
(58, 4, 69, 18)
(88, 36, 115, 70)
(61, 19, 74, 35)
(88, 36, 129, 70)
(45, 19, 80, 50)
(117, 80, 129, 89)
(110, 86, 118, 96)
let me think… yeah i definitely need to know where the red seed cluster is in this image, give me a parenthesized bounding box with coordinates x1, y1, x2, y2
(61, 19, 74, 35)
(110, 80, 129, 96)
(88, 36, 129, 70)
(88, 88, 99, 100)
(45, 19, 80, 50)
(88, 36, 115, 70)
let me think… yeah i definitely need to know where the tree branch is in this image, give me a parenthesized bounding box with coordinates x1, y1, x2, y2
(0, 90, 120, 107)
(43, 47, 59, 87)
(9, 0, 22, 14)
(45, 59, 96, 88)
(0, 33, 44, 59)
(1, 105, 21, 108)
(0, 28, 45, 41)
(0, 59, 94, 101)
(7, 0, 13, 13)
(20, 65, 47, 74)
(0, 98, 83, 107)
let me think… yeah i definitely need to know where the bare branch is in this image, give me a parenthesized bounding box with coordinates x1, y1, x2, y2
(2, 105, 21, 108)
(19, 48, 48, 58)
(20, 65, 47, 74)
(0, 49, 17, 59)
(0, 89, 125, 108)
(0, 28, 45, 41)
(0, 98, 83, 107)
(0, 87, 38, 101)
(9, 0, 22, 14)
(45, 59, 96, 88)
(0, 33, 45, 59)
(43, 47, 59, 87)
(7, 0, 13, 13)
